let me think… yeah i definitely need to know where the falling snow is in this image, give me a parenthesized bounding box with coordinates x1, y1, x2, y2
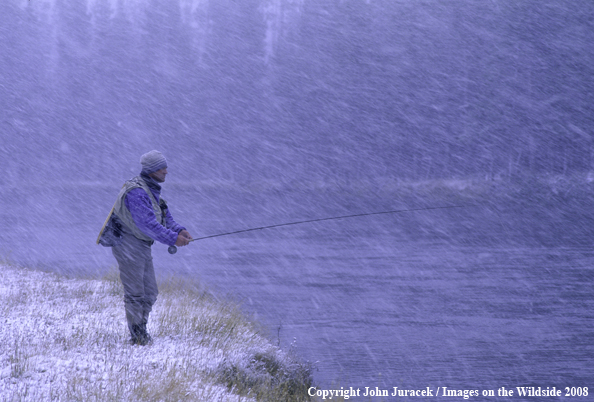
(1, 0, 593, 398)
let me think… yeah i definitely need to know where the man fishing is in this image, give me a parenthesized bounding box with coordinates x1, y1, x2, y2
(104, 150, 192, 345)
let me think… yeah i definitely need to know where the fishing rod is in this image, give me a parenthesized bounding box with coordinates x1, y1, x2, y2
(167, 204, 475, 254)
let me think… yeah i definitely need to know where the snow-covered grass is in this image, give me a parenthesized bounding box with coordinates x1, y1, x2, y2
(0, 262, 313, 401)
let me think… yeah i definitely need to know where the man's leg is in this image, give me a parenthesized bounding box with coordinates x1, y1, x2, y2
(141, 257, 159, 342)
(112, 234, 153, 345)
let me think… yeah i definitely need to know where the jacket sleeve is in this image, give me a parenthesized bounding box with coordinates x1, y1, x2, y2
(125, 188, 180, 246)
(164, 207, 186, 234)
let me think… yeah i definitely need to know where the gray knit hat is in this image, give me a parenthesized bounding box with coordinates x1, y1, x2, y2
(140, 150, 168, 174)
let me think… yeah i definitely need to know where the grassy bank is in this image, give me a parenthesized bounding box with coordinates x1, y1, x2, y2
(0, 262, 313, 401)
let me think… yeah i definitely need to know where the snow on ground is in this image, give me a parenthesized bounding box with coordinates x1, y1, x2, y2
(0, 263, 305, 401)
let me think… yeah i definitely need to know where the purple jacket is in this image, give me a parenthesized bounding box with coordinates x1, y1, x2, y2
(124, 184, 185, 246)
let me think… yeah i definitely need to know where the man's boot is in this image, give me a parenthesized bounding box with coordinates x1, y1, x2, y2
(127, 309, 148, 346)
(141, 312, 153, 344)
(129, 324, 147, 345)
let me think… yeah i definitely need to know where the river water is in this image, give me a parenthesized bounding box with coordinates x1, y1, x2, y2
(1, 184, 592, 398)
(189, 235, 594, 398)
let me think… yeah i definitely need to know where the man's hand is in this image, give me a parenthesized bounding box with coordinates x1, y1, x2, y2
(175, 230, 192, 247)
(179, 229, 193, 241)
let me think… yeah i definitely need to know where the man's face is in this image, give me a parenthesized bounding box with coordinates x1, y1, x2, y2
(149, 167, 168, 183)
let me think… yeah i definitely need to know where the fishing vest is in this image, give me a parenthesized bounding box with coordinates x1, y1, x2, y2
(113, 176, 166, 242)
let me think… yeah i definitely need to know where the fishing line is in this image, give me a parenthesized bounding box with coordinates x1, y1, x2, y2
(167, 204, 476, 254)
